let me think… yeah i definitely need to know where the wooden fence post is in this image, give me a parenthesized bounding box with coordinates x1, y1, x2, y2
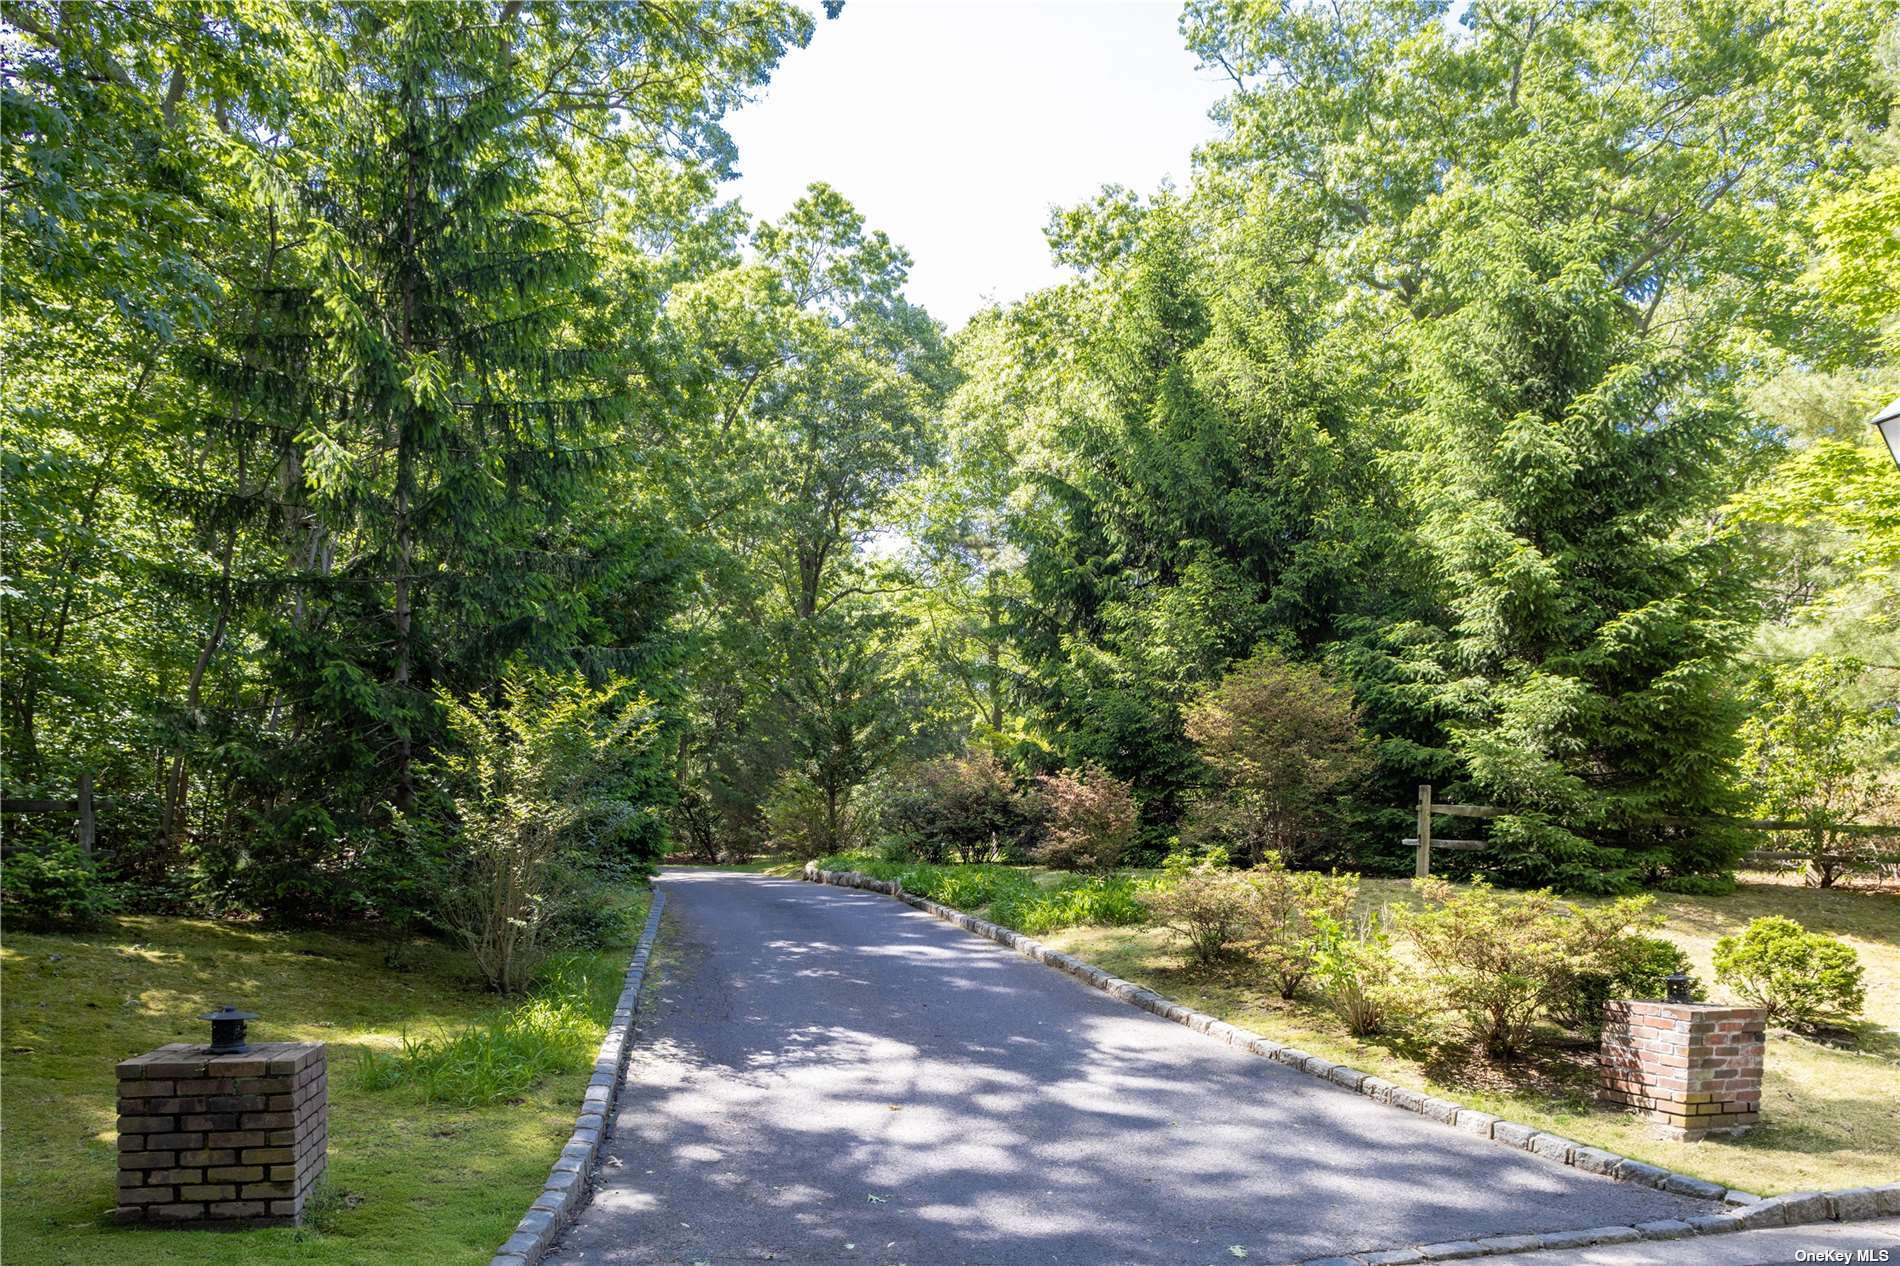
(76, 771, 95, 858)
(1415, 783, 1432, 878)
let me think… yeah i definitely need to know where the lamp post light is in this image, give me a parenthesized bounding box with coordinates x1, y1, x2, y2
(1875, 397, 1900, 472)
(199, 1004, 259, 1054)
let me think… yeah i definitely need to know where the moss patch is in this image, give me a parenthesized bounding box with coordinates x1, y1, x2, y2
(2, 890, 648, 1266)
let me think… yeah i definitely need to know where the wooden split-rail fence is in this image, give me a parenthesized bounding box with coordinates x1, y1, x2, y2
(1, 772, 99, 856)
(1405, 783, 1900, 878)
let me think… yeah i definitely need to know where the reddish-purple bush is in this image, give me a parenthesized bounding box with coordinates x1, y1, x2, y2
(1032, 764, 1138, 873)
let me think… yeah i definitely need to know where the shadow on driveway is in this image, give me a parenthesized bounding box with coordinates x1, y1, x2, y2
(546, 870, 1714, 1266)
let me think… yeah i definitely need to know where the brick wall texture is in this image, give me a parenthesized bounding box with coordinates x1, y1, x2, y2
(115, 1041, 327, 1226)
(1599, 1001, 1764, 1141)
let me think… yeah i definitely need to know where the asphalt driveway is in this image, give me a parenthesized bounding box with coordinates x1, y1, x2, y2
(546, 870, 1718, 1266)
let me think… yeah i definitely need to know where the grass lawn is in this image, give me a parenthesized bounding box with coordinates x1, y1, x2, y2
(1033, 876, 1899, 1198)
(660, 853, 797, 874)
(1, 888, 648, 1266)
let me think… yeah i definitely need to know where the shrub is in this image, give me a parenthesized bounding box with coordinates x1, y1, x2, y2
(1311, 909, 1411, 1037)
(814, 854, 1040, 913)
(1396, 878, 1656, 1058)
(884, 753, 1032, 863)
(1139, 862, 1263, 966)
(1182, 649, 1370, 867)
(1555, 935, 1703, 1033)
(425, 671, 658, 993)
(1713, 916, 1865, 1030)
(767, 772, 873, 861)
(1250, 854, 1358, 999)
(1032, 764, 1138, 873)
(0, 839, 120, 928)
(541, 864, 633, 951)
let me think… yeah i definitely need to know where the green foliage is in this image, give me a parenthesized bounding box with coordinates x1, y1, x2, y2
(353, 959, 610, 1106)
(0, 839, 120, 929)
(1, 0, 807, 921)
(1138, 860, 1263, 966)
(1397, 879, 1660, 1059)
(9, 0, 1898, 921)
(814, 854, 1034, 909)
(814, 853, 1147, 936)
(1183, 650, 1370, 867)
(1249, 856, 1359, 1000)
(1714, 916, 1867, 1030)
(1311, 910, 1412, 1038)
(883, 752, 1032, 863)
(1555, 936, 1705, 1035)
(990, 875, 1149, 937)
(1031, 764, 1139, 874)
(1737, 657, 1900, 886)
(419, 671, 658, 992)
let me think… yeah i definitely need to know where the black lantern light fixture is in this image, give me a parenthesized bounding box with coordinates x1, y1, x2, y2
(199, 1005, 259, 1054)
(1664, 972, 1694, 1006)
(1875, 397, 1900, 472)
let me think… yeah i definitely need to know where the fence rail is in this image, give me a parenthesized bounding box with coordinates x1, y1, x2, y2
(1407, 784, 1900, 878)
(0, 772, 97, 856)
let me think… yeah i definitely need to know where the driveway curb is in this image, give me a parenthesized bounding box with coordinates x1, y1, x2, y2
(803, 863, 1900, 1263)
(489, 892, 666, 1266)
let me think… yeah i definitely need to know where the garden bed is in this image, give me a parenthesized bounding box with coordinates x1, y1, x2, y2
(1, 890, 649, 1266)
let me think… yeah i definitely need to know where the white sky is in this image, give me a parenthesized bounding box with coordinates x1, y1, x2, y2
(721, 0, 1230, 331)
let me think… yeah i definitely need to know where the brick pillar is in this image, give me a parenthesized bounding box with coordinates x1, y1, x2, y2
(115, 1041, 327, 1226)
(1599, 1001, 1764, 1141)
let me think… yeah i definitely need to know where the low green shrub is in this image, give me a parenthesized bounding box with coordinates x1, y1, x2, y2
(542, 871, 633, 950)
(1713, 916, 1865, 1030)
(883, 753, 1034, 863)
(1, 839, 120, 929)
(1311, 909, 1412, 1037)
(1555, 934, 1704, 1033)
(1251, 855, 1358, 999)
(814, 853, 1145, 936)
(992, 875, 1149, 935)
(1138, 861, 1263, 966)
(354, 958, 609, 1106)
(812, 854, 1039, 911)
(1396, 878, 1657, 1059)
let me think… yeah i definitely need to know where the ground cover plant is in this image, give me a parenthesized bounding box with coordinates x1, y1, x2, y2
(0, 888, 648, 1266)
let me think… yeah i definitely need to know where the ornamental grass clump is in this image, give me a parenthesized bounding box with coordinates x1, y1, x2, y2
(355, 958, 607, 1106)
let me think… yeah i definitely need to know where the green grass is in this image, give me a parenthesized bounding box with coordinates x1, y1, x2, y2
(658, 852, 798, 874)
(1, 889, 649, 1266)
(1039, 876, 1900, 1197)
(812, 852, 1149, 935)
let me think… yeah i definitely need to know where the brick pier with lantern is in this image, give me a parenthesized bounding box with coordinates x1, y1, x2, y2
(115, 1008, 327, 1227)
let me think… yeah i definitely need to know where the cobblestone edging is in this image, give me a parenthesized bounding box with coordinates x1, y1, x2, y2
(803, 864, 1900, 1262)
(489, 893, 666, 1266)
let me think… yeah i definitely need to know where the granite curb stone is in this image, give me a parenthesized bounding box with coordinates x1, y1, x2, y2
(486, 893, 665, 1266)
(805, 864, 1900, 1260)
